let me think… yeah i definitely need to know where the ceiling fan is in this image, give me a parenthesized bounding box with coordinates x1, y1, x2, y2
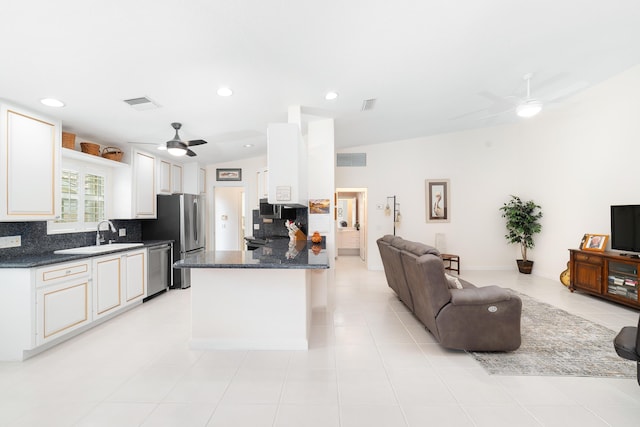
(451, 72, 587, 122)
(131, 122, 208, 157)
(515, 73, 543, 118)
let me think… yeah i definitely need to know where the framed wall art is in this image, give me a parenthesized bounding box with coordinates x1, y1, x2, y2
(309, 199, 331, 214)
(581, 234, 608, 252)
(216, 168, 242, 181)
(426, 179, 450, 223)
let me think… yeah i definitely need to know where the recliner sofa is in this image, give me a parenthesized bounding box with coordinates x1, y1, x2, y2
(377, 235, 522, 351)
(614, 315, 640, 385)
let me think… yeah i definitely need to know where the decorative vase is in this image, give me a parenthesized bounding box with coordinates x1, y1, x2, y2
(517, 259, 534, 274)
(311, 231, 322, 243)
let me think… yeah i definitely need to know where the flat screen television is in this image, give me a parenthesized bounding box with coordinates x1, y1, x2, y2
(610, 205, 640, 252)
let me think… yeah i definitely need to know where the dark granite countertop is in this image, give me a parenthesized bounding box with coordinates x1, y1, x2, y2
(0, 240, 173, 268)
(174, 239, 329, 269)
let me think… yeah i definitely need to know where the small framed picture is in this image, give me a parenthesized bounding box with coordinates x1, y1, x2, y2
(426, 179, 450, 223)
(216, 168, 242, 181)
(309, 199, 331, 214)
(582, 234, 609, 252)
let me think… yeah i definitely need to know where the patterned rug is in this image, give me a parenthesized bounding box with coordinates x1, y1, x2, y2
(469, 293, 636, 378)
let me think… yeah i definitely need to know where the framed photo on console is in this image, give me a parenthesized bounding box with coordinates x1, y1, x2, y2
(582, 234, 608, 252)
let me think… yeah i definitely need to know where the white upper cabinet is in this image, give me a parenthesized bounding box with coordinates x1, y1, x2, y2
(0, 102, 61, 221)
(157, 159, 172, 194)
(183, 162, 204, 195)
(256, 167, 268, 206)
(157, 159, 184, 195)
(113, 149, 156, 219)
(267, 123, 307, 207)
(171, 163, 183, 193)
(199, 167, 206, 194)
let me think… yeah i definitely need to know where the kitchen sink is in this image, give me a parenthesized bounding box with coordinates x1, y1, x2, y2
(54, 242, 144, 255)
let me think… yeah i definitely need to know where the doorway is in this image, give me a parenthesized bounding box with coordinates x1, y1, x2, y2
(213, 186, 245, 250)
(335, 188, 367, 261)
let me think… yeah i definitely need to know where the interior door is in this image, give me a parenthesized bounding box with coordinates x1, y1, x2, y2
(214, 186, 245, 250)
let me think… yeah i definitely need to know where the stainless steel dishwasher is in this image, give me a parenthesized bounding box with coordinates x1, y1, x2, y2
(145, 243, 172, 301)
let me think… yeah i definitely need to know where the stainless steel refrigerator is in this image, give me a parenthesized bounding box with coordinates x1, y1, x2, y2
(142, 193, 205, 289)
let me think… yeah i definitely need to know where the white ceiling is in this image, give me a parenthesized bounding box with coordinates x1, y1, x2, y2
(1, 0, 639, 165)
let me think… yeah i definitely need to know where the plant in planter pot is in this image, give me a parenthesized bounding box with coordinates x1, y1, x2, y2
(499, 195, 543, 274)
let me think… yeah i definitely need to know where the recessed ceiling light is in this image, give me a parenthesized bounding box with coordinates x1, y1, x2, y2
(40, 98, 65, 107)
(325, 91, 339, 100)
(243, 144, 253, 148)
(217, 87, 233, 97)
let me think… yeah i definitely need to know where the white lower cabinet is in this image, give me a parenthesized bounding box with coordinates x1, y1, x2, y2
(93, 254, 123, 319)
(0, 247, 151, 361)
(36, 280, 91, 345)
(35, 259, 92, 346)
(125, 249, 146, 304)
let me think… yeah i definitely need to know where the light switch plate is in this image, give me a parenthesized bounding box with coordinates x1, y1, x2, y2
(119, 228, 126, 237)
(0, 235, 21, 248)
(253, 224, 260, 230)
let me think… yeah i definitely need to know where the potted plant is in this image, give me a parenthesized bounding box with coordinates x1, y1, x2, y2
(499, 195, 543, 274)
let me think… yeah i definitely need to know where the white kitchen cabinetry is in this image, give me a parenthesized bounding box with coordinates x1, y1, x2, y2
(171, 163, 183, 193)
(158, 159, 172, 194)
(35, 260, 91, 346)
(199, 167, 206, 194)
(0, 102, 61, 221)
(267, 123, 307, 206)
(256, 167, 268, 205)
(113, 149, 156, 219)
(125, 249, 146, 304)
(0, 247, 150, 361)
(93, 254, 123, 319)
(183, 163, 205, 194)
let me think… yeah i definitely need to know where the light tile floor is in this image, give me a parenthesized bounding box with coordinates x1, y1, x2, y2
(1, 257, 640, 426)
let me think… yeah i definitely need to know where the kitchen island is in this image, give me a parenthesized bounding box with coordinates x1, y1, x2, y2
(174, 239, 329, 350)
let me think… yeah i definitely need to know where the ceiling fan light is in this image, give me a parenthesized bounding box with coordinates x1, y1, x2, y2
(166, 139, 187, 156)
(516, 99, 543, 118)
(167, 147, 187, 156)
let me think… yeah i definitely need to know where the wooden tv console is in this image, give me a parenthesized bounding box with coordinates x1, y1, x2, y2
(569, 249, 640, 309)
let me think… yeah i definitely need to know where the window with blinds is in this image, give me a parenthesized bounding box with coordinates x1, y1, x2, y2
(49, 160, 110, 234)
(84, 173, 105, 223)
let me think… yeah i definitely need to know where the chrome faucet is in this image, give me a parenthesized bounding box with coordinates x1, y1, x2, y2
(96, 220, 116, 246)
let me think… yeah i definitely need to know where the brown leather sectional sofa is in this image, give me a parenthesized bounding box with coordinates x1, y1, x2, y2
(377, 235, 522, 352)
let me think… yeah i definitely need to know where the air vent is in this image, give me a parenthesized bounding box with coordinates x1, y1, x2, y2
(123, 96, 159, 111)
(337, 153, 367, 167)
(361, 98, 377, 111)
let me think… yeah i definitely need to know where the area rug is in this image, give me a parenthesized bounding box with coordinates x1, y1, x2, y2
(468, 293, 636, 378)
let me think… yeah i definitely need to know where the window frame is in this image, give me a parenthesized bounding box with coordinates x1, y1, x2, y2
(47, 158, 113, 235)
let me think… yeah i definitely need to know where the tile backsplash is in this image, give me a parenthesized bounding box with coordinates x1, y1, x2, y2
(0, 220, 142, 258)
(252, 208, 308, 239)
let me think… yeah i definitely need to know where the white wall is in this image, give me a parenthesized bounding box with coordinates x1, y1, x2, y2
(205, 155, 266, 250)
(337, 65, 640, 280)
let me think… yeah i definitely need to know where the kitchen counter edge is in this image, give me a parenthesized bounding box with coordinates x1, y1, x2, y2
(0, 240, 174, 268)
